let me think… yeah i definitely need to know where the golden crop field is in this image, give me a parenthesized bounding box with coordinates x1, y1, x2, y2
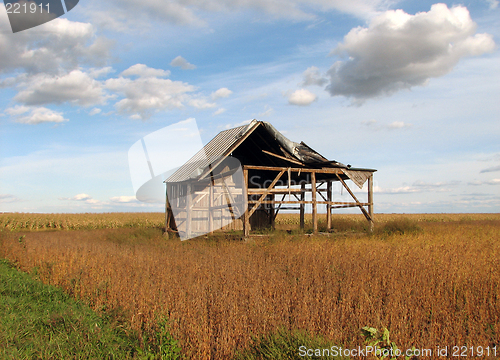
(0, 212, 165, 231)
(1, 212, 499, 359)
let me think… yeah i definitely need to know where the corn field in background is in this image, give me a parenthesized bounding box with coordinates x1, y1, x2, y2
(2, 211, 497, 231)
(0, 212, 165, 231)
(1, 213, 499, 359)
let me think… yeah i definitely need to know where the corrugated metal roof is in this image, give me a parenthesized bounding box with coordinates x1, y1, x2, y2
(166, 120, 376, 184)
(166, 121, 256, 183)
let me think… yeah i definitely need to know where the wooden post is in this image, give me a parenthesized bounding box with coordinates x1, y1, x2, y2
(186, 182, 192, 239)
(312, 171, 317, 234)
(243, 168, 250, 238)
(326, 181, 332, 230)
(270, 194, 275, 229)
(336, 174, 372, 224)
(209, 179, 214, 234)
(368, 174, 374, 232)
(300, 182, 305, 230)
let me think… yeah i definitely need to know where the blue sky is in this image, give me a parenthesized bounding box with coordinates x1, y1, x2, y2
(0, 0, 499, 213)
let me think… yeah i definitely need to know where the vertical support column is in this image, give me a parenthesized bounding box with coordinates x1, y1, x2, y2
(243, 168, 250, 238)
(312, 171, 317, 234)
(270, 194, 275, 229)
(186, 182, 192, 239)
(368, 173, 374, 232)
(326, 180, 332, 230)
(300, 182, 305, 230)
(209, 179, 214, 234)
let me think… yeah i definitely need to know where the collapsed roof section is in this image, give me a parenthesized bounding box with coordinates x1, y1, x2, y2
(166, 120, 376, 188)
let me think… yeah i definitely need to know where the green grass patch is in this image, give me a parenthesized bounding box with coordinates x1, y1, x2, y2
(0, 259, 180, 360)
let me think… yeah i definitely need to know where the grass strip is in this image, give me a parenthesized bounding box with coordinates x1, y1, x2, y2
(0, 259, 141, 360)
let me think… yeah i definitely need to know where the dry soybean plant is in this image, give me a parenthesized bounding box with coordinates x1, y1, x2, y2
(0, 214, 499, 359)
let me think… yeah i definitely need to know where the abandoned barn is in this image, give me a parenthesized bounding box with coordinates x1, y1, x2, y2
(164, 120, 376, 239)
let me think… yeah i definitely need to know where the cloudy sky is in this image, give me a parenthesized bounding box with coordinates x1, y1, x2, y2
(0, 0, 499, 213)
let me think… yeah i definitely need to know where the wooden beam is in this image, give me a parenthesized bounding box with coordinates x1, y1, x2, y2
(165, 184, 169, 232)
(248, 188, 329, 194)
(318, 188, 328, 202)
(368, 174, 374, 232)
(300, 183, 305, 230)
(247, 169, 286, 219)
(326, 181, 332, 230)
(270, 194, 275, 229)
(208, 178, 214, 233)
(221, 177, 241, 219)
(243, 169, 250, 238)
(243, 165, 344, 174)
(273, 194, 287, 221)
(262, 149, 304, 166)
(331, 204, 366, 209)
(335, 174, 372, 222)
(312, 171, 317, 234)
(247, 188, 303, 194)
(190, 192, 208, 207)
(186, 182, 192, 238)
(247, 200, 371, 205)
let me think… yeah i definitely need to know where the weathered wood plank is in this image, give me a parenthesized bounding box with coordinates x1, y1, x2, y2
(247, 169, 286, 219)
(368, 174, 374, 232)
(312, 171, 317, 234)
(243, 165, 344, 174)
(261, 149, 304, 166)
(327, 181, 332, 230)
(336, 173, 372, 222)
(243, 169, 250, 238)
(300, 183, 305, 230)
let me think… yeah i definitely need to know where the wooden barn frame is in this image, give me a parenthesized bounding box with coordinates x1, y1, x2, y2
(165, 120, 376, 239)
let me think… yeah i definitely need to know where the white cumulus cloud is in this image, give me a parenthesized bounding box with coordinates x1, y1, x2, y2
(326, 4, 496, 103)
(5, 105, 30, 116)
(0, 17, 112, 75)
(362, 119, 412, 130)
(211, 87, 233, 100)
(89, 108, 102, 115)
(110, 196, 138, 203)
(388, 121, 411, 129)
(188, 98, 216, 109)
(301, 66, 327, 86)
(60, 193, 101, 204)
(105, 66, 197, 119)
(287, 89, 317, 106)
(170, 56, 197, 70)
(14, 70, 109, 107)
(6, 106, 68, 124)
(213, 108, 226, 116)
(121, 64, 170, 78)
